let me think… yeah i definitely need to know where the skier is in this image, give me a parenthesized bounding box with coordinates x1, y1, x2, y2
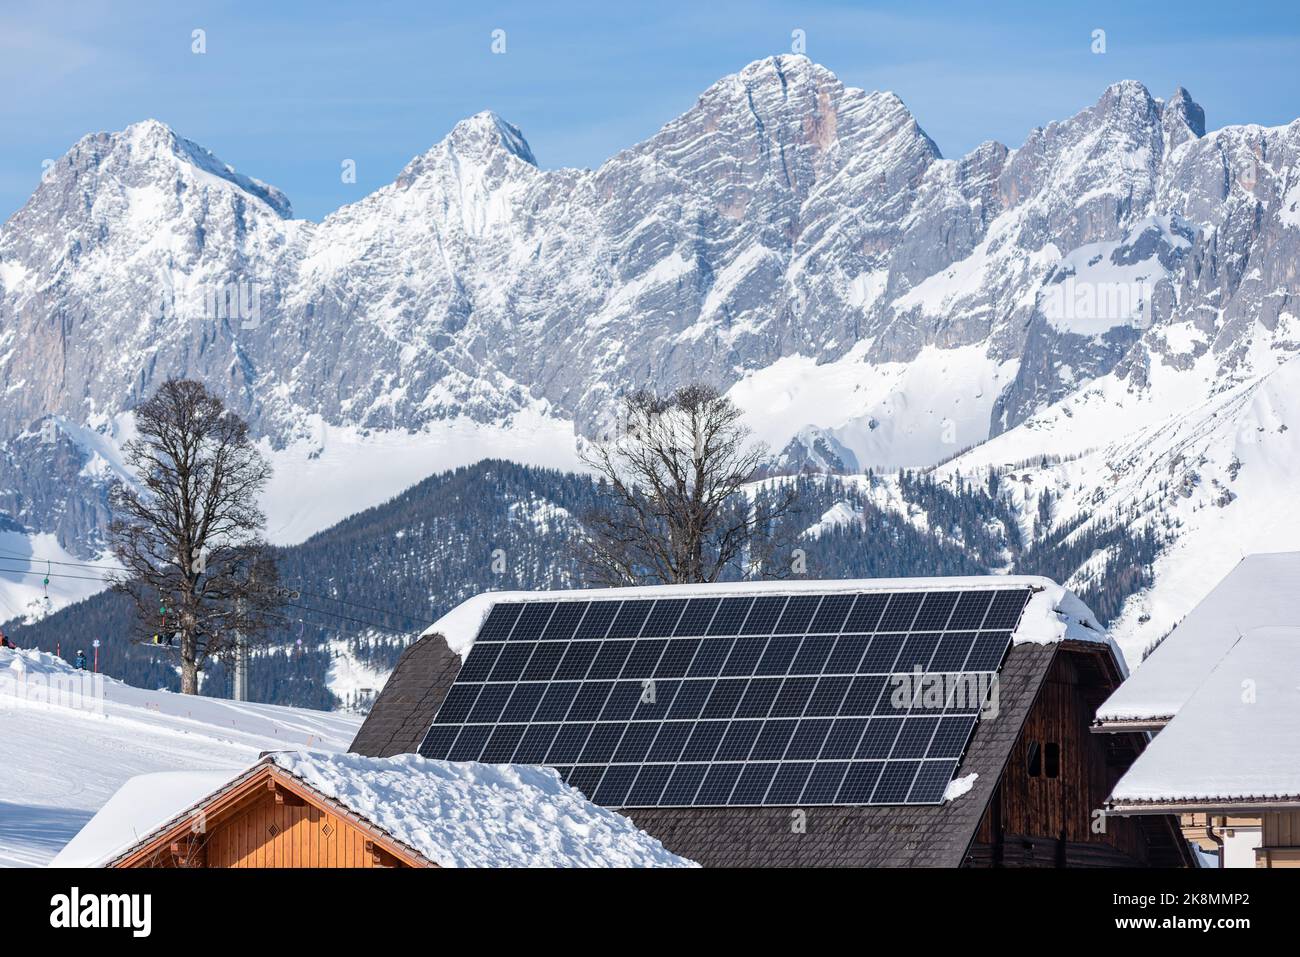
(74, 649, 87, 670)
(0, 629, 15, 650)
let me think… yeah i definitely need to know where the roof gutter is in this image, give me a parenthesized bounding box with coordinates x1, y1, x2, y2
(1090, 717, 1171, 734)
(1108, 796, 1300, 816)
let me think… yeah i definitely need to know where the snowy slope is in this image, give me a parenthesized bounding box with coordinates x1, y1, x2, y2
(939, 349, 1300, 665)
(0, 647, 360, 867)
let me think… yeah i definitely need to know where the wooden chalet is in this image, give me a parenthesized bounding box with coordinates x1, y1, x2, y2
(113, 760, 430, 868)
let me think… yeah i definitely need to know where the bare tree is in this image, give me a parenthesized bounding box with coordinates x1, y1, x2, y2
(109, 379, 279, 694)
(579, 385, 799, 585)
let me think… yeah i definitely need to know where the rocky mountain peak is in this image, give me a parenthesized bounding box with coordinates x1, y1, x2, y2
(9, 117, 294, 236)
(1164, 86, 1207, 141)
(446, 111, 538, 166)
(3, 62, 1299, 582)
(120, 119, 293, 217)
(392, 110, 538, 194)
(1094, 79, 1162, 128)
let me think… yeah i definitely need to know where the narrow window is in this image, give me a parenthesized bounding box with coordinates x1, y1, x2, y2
(1044, 742, 1060, 779)
(1026, 740, 1041, 777)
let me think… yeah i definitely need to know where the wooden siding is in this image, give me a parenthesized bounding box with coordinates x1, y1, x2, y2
(1257, 810, 1300, 866)
(117, 766, 428, 868)
(1261, 810, 1300, 848)
(201, 790, 393, 868)
(971, 647, 1170, 866)
(1256, 849, 1300, 868)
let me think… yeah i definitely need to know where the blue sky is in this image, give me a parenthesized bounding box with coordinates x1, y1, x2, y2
(3, 0, 1299, 222)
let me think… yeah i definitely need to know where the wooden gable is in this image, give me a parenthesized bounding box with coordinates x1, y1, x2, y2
(112, 764, 434, 869)
(968, 642, 1192, 867)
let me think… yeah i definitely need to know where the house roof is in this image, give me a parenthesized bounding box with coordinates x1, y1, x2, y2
(349, 577, 1141, 866)
(419, 576, 1122, 664)
(55, 751, 695, 868)
(352, 636, 1111, 866)
(1108, 627, 1300, 811)
(354, 576, 1120, 762)
(51, 771, 238, 868)
(1096, 551, 1300, 727)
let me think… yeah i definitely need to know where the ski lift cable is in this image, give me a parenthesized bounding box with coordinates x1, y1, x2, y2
(0, 550, 436, 625)
(282, 601, 414, 636)
(0, 564, 118, 584)
(0, 548, 127, 571)
(288, 585, 435, 625)
(0, 564, 413, 636)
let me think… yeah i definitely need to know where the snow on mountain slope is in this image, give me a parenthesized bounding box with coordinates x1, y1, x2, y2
(0, 646, 360, 867)
(324, 638, 390, 713)
(940, 348, 1300, 665)
(730, 339, 1015, 469)
(10, 58, 1267, 548)
(258, 409, 582, 546)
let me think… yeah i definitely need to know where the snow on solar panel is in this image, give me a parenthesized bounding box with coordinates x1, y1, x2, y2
(418, 588, 1033, 807)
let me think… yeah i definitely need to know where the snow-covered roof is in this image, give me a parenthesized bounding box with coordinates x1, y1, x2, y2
(54, 751, 694, 868)
(50, 771, 236, 868)
(1108, 627, 1300, 808)
(266, 752, 693, 867)
(422, 575, 1123, 671)
(1096, 552, 1300, 725)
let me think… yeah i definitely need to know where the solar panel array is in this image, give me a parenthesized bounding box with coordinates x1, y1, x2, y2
(418, 587, 1033, 808)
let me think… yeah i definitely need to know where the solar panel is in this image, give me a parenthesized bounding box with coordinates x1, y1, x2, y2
(418, 587, 1033, 808)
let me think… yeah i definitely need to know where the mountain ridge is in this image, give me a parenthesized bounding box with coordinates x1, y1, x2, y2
(2, 55, 1299, 658)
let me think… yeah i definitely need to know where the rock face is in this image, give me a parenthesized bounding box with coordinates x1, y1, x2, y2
(3, 55, 1300, 557)
(772, 427, 861, 475)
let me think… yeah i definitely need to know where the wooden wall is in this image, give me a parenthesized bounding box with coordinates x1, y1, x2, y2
(971, 648, 1155, 866)
(136, 785, 415, 868)
(1259, 811, 1300, 867)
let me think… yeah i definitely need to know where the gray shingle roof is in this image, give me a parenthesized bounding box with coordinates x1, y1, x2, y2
(348, 633, 461, 758)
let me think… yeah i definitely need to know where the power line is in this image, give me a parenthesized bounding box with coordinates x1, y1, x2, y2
(0, 564, 118, 584)
(0, 549, 437, 626)
(283, 600, 416, 637)
(0, 564, 416, 636)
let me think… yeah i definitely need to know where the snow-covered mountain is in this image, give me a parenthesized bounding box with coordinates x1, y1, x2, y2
(2, 54, 1299, 653)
